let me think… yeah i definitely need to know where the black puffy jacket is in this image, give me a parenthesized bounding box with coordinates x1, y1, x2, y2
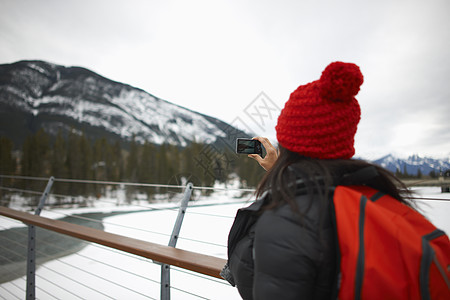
(225, 189, 338, 300)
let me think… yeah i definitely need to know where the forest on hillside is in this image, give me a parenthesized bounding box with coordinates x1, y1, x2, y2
(1, 129, 435, 208)
(0, 129, 265, 206)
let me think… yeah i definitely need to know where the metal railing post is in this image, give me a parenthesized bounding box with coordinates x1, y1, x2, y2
(161, 182, 193, 300)
(26, 176, 54, 300)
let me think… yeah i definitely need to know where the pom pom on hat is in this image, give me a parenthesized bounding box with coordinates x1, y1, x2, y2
(276, 61, 363, 159)
(319, 62, 364, 102)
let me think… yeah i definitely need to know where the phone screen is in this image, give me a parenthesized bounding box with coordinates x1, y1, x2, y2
(236, 138, 262, 155)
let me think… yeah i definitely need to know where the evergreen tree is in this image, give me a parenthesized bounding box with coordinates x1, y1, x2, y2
(110, 140, 123, 181)
(0, 137, 15, 175)
(0, 136, 15, 206)
(429, 170, 436, 178)
(403, 165, 409, 178)
(51, 130, 69, 197)
(21, 129, 50, 178)
(166, 143, 179, 180)
(138, 141, 157, 197)
(51, 130, 68, 177)
(35, 129, 51, 177)
(125, 136, 139, 181)
(187, 142, 210, 187)
(67, 130, 82, 180)
(20, 129, 51, 206)
(66, 130, 92, 197)
(79, 133, 94, 196)
(395, 167, 402, 178)
(156, 143, 171, 184)
(187, 142, 219, 194)
(181, 141, 195, 175)
(125, 136, 139, 202)
(93, 137, 111, 181)
(20, 134, 33, 194)
(235, 153, 265, 188)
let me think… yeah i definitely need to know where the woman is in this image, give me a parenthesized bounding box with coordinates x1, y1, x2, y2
(223, 62, 417, 299)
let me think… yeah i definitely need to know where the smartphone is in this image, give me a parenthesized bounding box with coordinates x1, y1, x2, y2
(236, 138, 263, 155)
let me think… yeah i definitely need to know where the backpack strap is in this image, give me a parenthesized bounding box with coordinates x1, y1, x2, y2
(369, 191, 385, 202)
(420, 229, 450, 299)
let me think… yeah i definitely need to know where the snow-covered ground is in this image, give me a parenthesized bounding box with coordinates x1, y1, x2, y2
(0, 186, 449, 299)
(412, 187, 450, 234)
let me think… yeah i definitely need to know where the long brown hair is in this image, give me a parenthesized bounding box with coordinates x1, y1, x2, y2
(256, 146, 414, 216)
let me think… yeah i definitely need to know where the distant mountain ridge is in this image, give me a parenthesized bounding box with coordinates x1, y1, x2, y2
(372, 154, 450, 176)
(1, 60, 449, 175)
(0, 60, 245, 148)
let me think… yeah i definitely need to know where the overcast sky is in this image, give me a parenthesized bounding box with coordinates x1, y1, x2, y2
(1, 0, 449, 159)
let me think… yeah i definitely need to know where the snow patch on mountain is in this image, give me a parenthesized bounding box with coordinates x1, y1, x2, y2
(372, 154, 450, 175)
(0, 60, 243, 147)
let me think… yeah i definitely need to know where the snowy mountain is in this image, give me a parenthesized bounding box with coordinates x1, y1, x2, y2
(1, 60, 448, 175)
(0, 60, 246, 147)
(372, 154, 450, 176)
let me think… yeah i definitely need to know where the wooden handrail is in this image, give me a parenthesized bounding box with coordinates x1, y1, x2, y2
(0, 206, 227, 279)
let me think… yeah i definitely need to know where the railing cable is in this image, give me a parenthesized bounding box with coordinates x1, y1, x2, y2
(35, 273, 81, 300)
(169, 285, 210, 299)
(1, 281, 25, 297)
(0, 210, 228, 299)
(0, 175, 50, 182)
(177, 235, 226, 248)
(185, 210, 235, 219)
(0, 186, 44, 196)
(53, 257, 156, 299)
(0, 215, 25, 228)
(93, 198, 180, 212)
(171, 267, 230, 286)
(2, 179, 448, 207)
(0, 224, 161, 286)
(0, 243, 85, 300)
(0, 187, 240, 221)
(0, 229, 158, 299)
(0, 223, 169, 299)
(0, 174, 257, 192)
(0, 269, 26, 296)
(44, 209, 173, 238)
(0, 250, 54, 300)
(39, 264, 117, 300)
(88, 243, 152, 263)
(0, 286, 21, 300)
(411, 196, 450, 201)
(1, 184, 250, 215)
(0, 240, 126, 300)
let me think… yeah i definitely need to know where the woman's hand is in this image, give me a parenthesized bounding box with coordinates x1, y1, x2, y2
(248, 137, 278, 171)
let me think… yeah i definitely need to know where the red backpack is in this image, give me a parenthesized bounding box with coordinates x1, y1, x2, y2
(333, 185, 450, 300)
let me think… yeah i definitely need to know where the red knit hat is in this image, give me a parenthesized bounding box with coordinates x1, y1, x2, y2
(276, 61, 364, 159)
